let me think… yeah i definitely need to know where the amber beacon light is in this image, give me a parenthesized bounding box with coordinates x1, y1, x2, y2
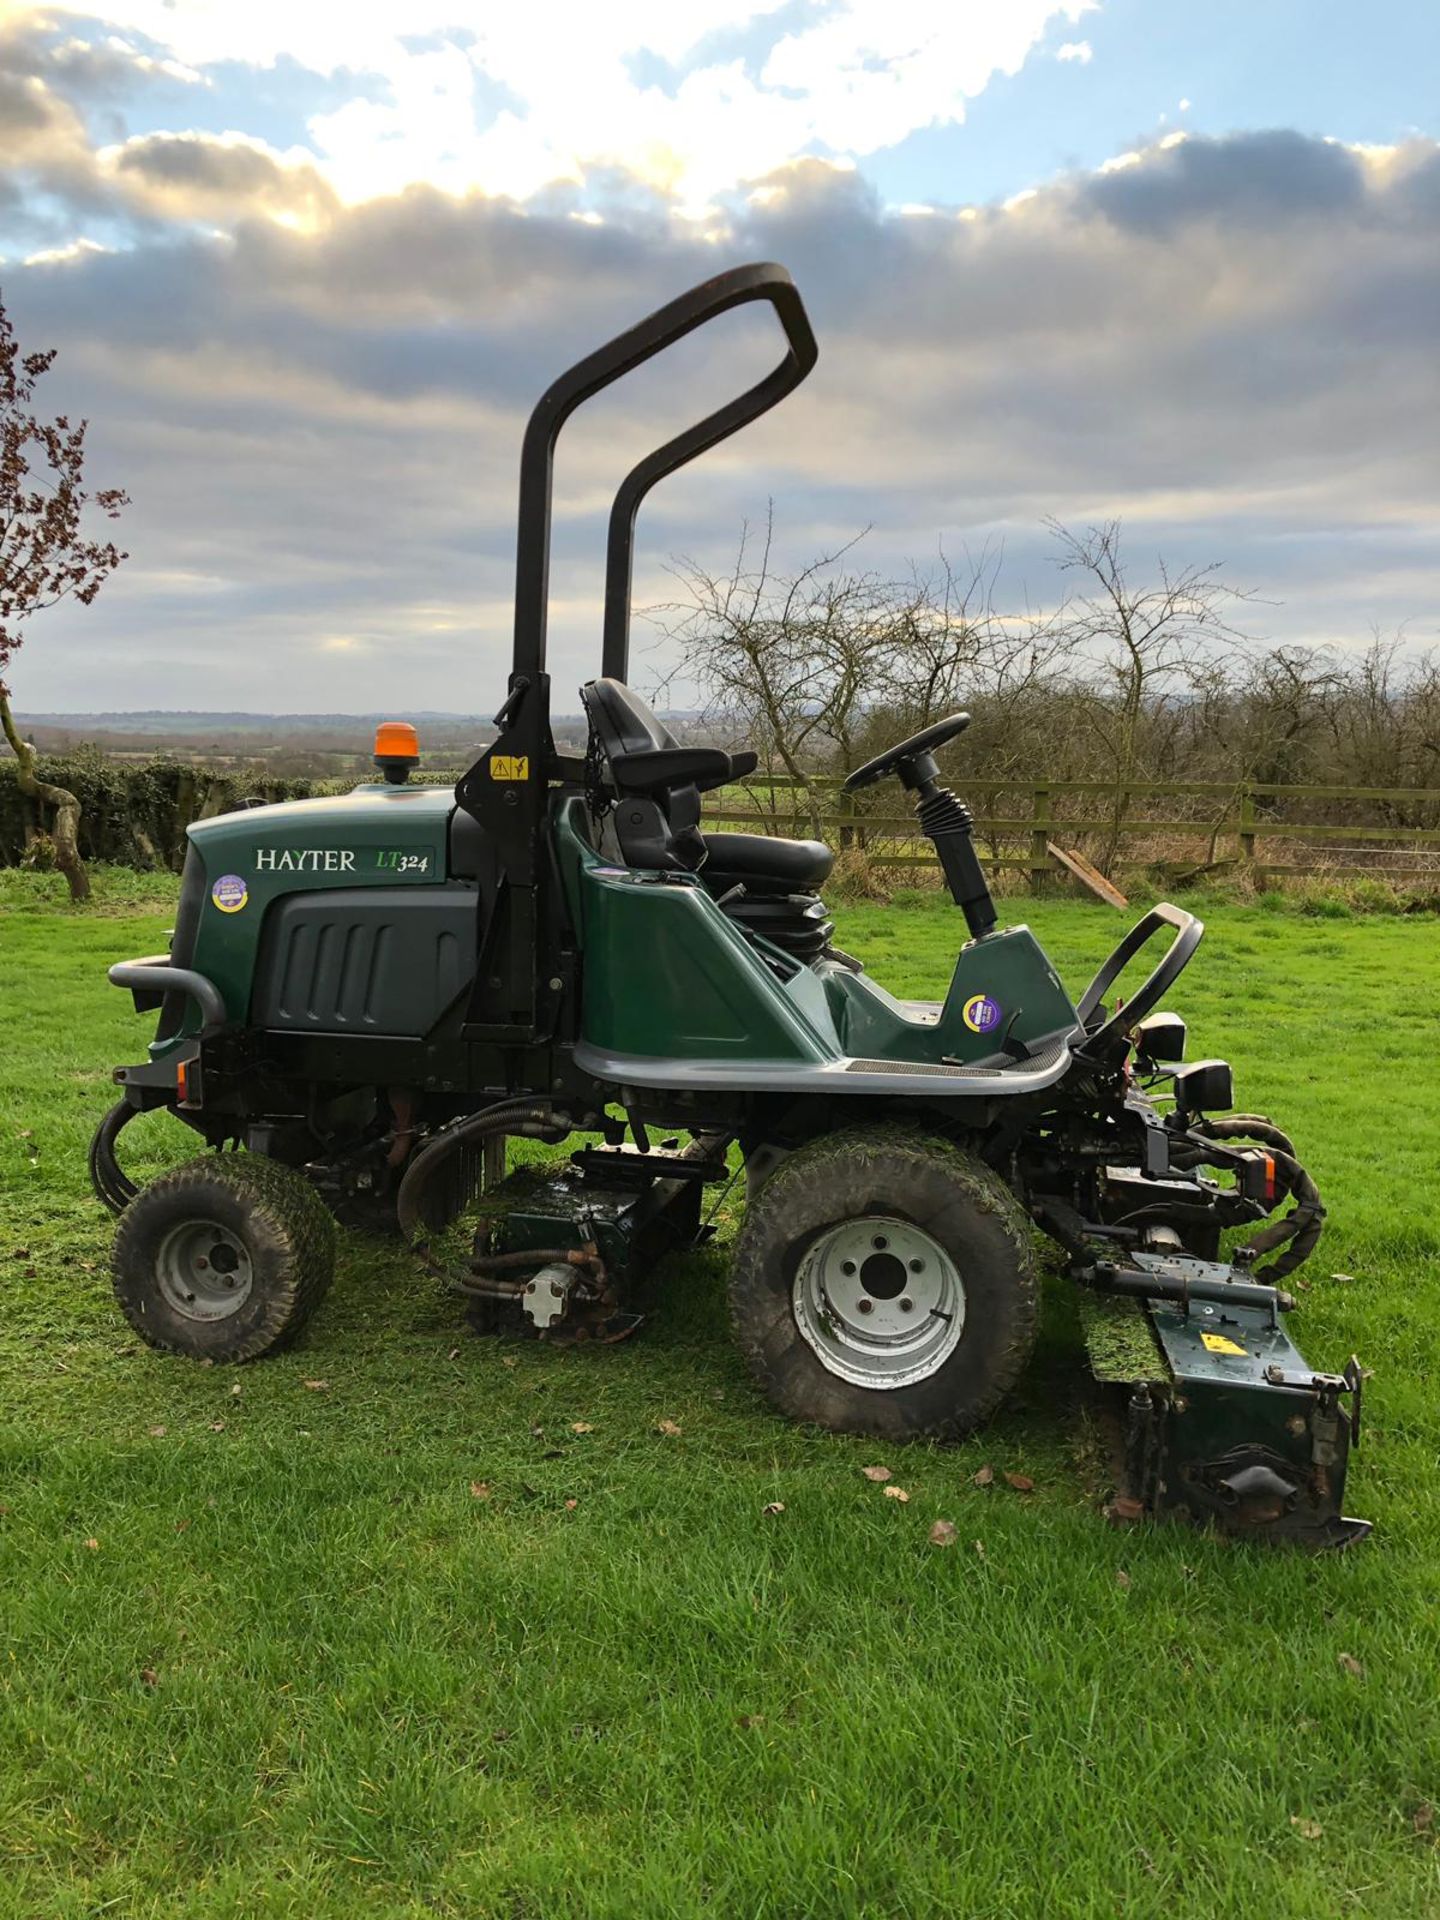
(373, 720, 420, 785)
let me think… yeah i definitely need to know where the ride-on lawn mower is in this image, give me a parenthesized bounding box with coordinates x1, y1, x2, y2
(93, 264, 1368, 1545)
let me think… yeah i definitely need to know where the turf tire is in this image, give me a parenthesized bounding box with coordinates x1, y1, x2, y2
(112, 1153, 336, 1362)
(729, 1126, 1038, 1442)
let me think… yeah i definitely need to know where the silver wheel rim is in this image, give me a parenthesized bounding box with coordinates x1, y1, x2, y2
(155, 1218, 254, 1322)
(792, 1215, 966, 1389)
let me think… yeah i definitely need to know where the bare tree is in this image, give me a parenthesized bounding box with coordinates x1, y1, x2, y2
(0, 290, 129, 901)
(652, 508, 902, 835)
(1048, 518, 1251, 875)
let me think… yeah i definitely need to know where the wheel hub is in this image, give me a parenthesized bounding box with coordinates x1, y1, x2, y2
(792, 1215, 966, 1388)
(155, 1218, 254, 1322)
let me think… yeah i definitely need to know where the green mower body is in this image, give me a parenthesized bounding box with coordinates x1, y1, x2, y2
(94, 262, 1368, 1545)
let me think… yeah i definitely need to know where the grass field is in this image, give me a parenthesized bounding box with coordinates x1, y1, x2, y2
(2, 867, 1438, 1918)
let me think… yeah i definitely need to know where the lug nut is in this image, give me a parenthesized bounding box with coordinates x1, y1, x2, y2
(899, 1298, 914, 1313)
(872, 1235, 888, 1251)
(857, 1299, 873, 1315)
(908, 1259, 925, 1273)
(840, 1260, 857, 1276)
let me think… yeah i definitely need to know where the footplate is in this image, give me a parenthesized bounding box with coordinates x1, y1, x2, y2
(1078, 1257, 1370, 1547)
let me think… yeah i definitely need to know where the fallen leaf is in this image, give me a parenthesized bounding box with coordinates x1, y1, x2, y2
(564, 1498, 578, 1511)
(861, 1465, 892, 1483)
(1331, 1272, 1354, 1285)
(1337, 1652, 1365, 1679)
(80, 1260, 96, 1273)
(229, 1383, 242, 1398)
(303, 1379, 330, 1393)
(736, 1713, 764, 1730)
(883, 1485, 910, 1502)
(140, 1667, 158, 1688)
(571, 1422, 594, 1434)
(469, 1481, 491, 1500)
(148, 1424, 168, 1438)
(502, 1356, 518, 1369)
(174, 1519, 190, 1533)
(447, 1347, 460, 1360)
(928, 1519, 958, 1547)
(1413, 1802, 1434, 1835)
(761, 1501, 785, 1516)
(1115, 1569, 1132, 1590)
(209, 1420, 225, 1432)
(83, 1537, 100, 1552)
(1290, 1817, 1323, 1841)
(973, 1539, 986, 1559)
(1004, 1472, 1035, 1493)
(972, 1464, 994, 1487)
(656, 1419, 682, 1437)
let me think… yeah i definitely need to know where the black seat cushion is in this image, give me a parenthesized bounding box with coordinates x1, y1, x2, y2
(702, 832, 834, 890)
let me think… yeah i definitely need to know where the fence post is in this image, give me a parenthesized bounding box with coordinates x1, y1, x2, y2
(1239, 785, 1256, 864)
(838, 784, 855, 850)
(1030, 785, 1051, 889)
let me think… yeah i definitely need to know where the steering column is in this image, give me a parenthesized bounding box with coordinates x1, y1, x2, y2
(843, 713, 997, 940)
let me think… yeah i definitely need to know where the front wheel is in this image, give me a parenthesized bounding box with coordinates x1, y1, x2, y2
(728, 1127, 1038, 1441)
(112, 1154, 336, 1362)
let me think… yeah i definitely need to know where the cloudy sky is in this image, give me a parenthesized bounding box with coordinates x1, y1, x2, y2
(2, 0, 1437, 713)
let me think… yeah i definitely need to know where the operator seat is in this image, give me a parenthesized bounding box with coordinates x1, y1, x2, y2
(579, 679, 836, 958)
(579, 679, 832, 885)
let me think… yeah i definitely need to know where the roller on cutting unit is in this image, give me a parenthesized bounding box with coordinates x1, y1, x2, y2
(90, 262, 1368, 1545)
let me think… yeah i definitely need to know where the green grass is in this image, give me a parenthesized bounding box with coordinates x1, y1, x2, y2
(2, 867, 1439, 1917)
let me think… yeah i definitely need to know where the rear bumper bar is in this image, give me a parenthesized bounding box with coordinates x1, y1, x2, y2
(108, 954, 226, 1033)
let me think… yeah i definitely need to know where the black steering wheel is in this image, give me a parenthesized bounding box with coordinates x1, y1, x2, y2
(1074, 903, 1204, 1057)
(842, 713, 971, 793)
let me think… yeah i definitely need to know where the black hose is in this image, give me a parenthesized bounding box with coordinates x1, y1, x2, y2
(89, 1101, 140, 1214)
(395, 1100, 566, 1241)
(1184, 1115, 1325, 1281)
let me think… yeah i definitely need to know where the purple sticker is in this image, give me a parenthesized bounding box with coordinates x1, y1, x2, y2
(211, 872, 249, 914)
(962, 991, 1003, 1035)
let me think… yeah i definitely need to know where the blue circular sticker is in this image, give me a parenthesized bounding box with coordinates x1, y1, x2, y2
(211, 873, 249, 914)
(962, 991, 1003, 1035)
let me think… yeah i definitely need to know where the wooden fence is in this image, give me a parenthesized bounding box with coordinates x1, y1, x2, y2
(701, 776, 1440, 883)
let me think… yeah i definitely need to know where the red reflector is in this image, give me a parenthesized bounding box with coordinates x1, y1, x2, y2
(176, 1060, 188, 1102)
(1264, 1153, 1276, 1203)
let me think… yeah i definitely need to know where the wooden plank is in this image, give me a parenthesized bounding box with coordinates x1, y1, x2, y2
(1047, 842, 1129, 910)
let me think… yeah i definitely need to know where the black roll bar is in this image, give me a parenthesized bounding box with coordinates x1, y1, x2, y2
(511, 262, 818, 685)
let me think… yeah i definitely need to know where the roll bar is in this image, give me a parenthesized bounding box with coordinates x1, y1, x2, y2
(512, 262, 818, 685)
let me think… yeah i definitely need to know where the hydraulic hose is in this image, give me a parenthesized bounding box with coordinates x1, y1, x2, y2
(1180, 1114, 1325, 1281)
(395, 1100, 572, 1241)
(89, 1101, 141, 1214)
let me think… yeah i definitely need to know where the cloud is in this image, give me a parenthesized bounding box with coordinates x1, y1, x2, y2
(1082, 128, 1366, 232)
(9, 1, 1095, 213)
(2, 109, 1437, 707)
(108, 131, 337, 226)
(1056, 40, 1093, 63)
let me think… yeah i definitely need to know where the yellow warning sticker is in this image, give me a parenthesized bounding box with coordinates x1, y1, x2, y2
(1201, 1332, 1247, 1356)
(490, 754, 530, 781)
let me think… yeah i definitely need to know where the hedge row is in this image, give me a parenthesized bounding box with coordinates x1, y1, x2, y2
(0, 752, 325, 871)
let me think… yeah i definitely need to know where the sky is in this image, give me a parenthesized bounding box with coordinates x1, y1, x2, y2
(1, 0, 1437, 713)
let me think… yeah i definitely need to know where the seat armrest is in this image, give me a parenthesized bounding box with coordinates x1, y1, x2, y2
(611, 746, 735, 794)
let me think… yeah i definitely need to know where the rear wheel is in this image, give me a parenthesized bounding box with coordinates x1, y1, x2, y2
(112, 1154, 336, 1362)
(729, 1127, 1038, 1441)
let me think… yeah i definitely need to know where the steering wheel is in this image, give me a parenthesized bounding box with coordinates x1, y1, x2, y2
(842, 713, 971, 793)
(1074, 904, 1204, 1058)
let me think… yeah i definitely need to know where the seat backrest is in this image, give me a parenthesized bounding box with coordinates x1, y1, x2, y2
(580, 678, 704, 872)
